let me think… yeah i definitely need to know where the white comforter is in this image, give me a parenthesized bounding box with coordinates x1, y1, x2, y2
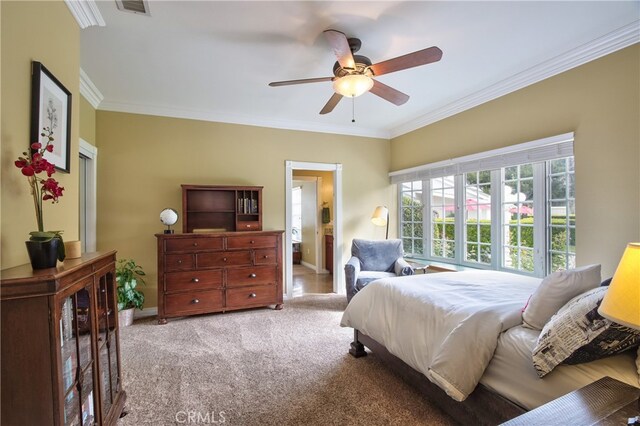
(340, 270, 541, 401)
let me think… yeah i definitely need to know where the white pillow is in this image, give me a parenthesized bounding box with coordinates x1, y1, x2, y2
(522, 264, 601, 330)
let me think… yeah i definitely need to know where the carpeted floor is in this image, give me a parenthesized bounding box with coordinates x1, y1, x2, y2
(117, 294, 455, 425)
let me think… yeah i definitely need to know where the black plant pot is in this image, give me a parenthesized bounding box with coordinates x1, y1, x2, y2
(25, 238, 60, 269)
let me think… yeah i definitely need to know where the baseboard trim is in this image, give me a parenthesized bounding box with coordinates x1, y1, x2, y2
(300, 260, 317, 271)
(134, 307, 158, 319)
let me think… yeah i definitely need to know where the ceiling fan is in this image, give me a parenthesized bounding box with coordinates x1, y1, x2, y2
(269, 29, 443, 115)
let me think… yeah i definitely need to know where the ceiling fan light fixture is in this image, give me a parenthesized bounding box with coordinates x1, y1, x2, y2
(332, 74, 374, 98)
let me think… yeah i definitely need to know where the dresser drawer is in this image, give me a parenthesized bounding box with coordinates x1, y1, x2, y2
(226, 285, 276, 308)
(236, 221, 261, 231)
(165, 237, 223, 252)
(165, 270, 223, 292)
(164, 254, 194, 272)
(254, 248, 277, 265)
(164, 290, 223, 315)
(227, 266, 276, 287)
(197, 251, 252, 268)
(227, 235, 276, 249)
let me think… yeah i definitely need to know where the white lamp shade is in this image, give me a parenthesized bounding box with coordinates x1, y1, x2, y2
(333, 74, 374, 98)
(371, 206, 389, 227)
(598, 243, 640, 329)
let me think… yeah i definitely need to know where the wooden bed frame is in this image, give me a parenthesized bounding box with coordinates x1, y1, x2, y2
(350, 330, 527, 425)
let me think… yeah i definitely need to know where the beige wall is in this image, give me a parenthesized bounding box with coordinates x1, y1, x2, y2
(80, 96, 96, 146)
(390, 45, 640, 278)
(96, 111, 391, 307)
(1, 1, 80, 268)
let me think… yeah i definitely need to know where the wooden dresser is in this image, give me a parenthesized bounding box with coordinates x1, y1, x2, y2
(156, 231, 284, 324)
(1, 252, 126, 425)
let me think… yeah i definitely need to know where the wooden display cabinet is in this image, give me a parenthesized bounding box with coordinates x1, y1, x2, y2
(1, 252, 126, 425)
(182, 185, 262, 233)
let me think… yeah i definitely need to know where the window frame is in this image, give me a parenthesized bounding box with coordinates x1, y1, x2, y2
(399, 158, 574, 277)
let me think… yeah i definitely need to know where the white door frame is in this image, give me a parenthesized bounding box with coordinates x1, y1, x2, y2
(79, 139, 98, 253)
(292, 176, 322, 272)
(285, 161, 343, 298)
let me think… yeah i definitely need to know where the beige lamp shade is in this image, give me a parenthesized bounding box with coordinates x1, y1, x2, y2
(371, 206, 389, 227)
(598, 243, 640, 329)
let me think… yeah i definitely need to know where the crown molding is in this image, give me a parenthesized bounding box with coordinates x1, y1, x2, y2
(80, 69, 104, 109)
(65, 0, 105, 29)
(98, 101, 390, 139)
(390, 20, 640, 139)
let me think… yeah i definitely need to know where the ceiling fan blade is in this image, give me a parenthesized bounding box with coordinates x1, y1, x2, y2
(319, 93, 343, 115)
(370, 80, 409, 106)
(370, 46, 442, 77)
(323, 29, 355, 70)
(269, 77, 334, 87)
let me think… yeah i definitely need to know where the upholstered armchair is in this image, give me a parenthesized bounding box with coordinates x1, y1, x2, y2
(345, 238, 414, 302)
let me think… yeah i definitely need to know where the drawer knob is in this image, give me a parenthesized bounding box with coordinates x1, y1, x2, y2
(250, 240, 255, 244)
(193, 242, 198, 247)
(263, 255, 269, 259)
(249, 293, 257, 298)
(192, 278, 199, 283)
(192, 299, 200, 304)
(249, 273, 257, 278)
(223, 257, 227, 262)
(177, 259, 183, 264)
(246, 225, 251, 228)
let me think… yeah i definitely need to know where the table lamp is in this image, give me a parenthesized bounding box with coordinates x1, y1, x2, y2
(598, 243, 640, 329)
(160, 208, 179, 234)
(371, 206, 389, 239)
(597, 243, 640, 425)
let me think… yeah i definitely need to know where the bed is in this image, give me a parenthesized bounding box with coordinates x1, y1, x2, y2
(340, 270, 639, 424)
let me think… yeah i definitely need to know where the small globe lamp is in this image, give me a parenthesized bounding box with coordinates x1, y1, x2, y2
(160, 208, 178, 234)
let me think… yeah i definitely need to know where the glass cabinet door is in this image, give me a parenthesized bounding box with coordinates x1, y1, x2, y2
(60, 284, 97, 426)
(97, 271, 121, 421)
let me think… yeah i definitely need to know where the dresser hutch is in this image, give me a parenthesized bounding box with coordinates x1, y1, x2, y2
(156, 185, 284, 324)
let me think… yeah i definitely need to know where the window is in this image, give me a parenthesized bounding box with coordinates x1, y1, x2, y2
(547, 157, 576, 272)
(393, 133, 575, 277)
(501, 164, 535, 272)
(464, 170, 492, 265)
(292, 186, 302, 241)
(430, 176, 455, 259)
(401, 181, 423, 255)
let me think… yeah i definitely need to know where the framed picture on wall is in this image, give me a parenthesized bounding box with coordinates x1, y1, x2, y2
(30, 61, 72, 173)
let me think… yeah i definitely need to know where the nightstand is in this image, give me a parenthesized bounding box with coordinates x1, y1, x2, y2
(501, 376, 640, 425)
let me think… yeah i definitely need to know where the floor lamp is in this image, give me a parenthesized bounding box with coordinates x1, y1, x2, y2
(371, 206, 389, 239)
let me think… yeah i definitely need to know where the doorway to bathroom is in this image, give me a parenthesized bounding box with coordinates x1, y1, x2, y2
(285, 161, 343, 298)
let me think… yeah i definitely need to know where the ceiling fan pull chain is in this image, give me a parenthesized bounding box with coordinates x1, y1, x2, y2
(352, 96, 356, 123)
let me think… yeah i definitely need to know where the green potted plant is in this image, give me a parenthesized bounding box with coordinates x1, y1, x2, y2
(116, 259, 146, 327)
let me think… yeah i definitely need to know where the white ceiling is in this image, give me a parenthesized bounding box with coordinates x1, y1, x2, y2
(80, 1, 639, 139)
